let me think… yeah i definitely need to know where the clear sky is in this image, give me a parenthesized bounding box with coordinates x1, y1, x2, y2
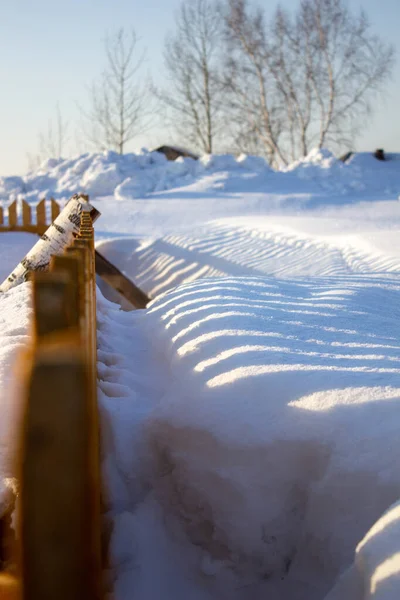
(1, 0, 399, 175)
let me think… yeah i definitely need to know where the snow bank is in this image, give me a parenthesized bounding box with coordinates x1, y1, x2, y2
(97, 274, 400, 599)
(0, 284, 31, 515)
(285, 149, 400, 195)
(0, 234, 34, 515)
(96, 215, 400, 301)
(325, 501, 400, 600)
(142, 277, 400, 596)
(0, 150, 263, 204)
(1, 148, 399, 205)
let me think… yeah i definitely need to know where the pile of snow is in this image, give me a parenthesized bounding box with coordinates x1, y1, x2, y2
(97, 275, 400, 599)
(0, 234, 35, 516)
(285, 149, 400, 195)
(96, 215, 400, 301)
(0, 150, 269, 204)
(1, 148, 399, 205)
(326, 500, 400, 599)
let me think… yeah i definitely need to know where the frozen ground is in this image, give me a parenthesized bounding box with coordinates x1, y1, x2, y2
(1, 149, 400, 599)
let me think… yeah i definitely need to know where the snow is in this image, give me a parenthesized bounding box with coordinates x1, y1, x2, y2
(1, 148, 400, 598)
(0, 236, 32, 515)
(1, 148, 399, 206)
(325, 501, 400, 599)
(97, 274, 400, 599)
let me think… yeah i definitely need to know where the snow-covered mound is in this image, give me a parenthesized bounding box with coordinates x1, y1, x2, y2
(326, 500, 400, 599)
(284, 149, 400, 195)
(0, 234, 35, 516)
(0, 292, 31, 516)
(0, 150, 269, 204)
(1, 148, 399, 205)
(97, 276, 400, 599)
(96, 215, 400, 302)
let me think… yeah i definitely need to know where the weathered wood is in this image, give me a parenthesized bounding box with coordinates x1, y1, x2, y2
(0, 197, 98, 293)
(95, 250, 150, 309)
(8, 202, 17, 228)
(0, 199, 63, 235)
(4, 205, 103, 599)
(50, 199, 60, 222)
(74, 238, 97, 387)
(33, 270, 80, 339)
(0, 573, 20, 600)
(35, 200, 46, 229)
(20, 341, 102, 600)
(21, 202, 31, 227)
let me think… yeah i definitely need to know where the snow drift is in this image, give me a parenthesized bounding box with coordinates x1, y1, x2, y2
(94, 274, 400, 600)
(1, 146, 400, 599)
(1, 148, 399, 205)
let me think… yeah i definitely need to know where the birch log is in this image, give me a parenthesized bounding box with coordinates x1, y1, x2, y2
(0, 195, 100, 293)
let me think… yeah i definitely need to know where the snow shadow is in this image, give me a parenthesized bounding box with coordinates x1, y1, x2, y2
(141, 276, 400, 598)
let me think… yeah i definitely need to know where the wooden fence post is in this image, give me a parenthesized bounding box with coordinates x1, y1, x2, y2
(35, 200, 46, 230)
(50, 199, 60, 222)
(20, 341, 102, 600)
(8, 202, 17, 228)
(21, 202, 31, 229)
(32, 270, 80, 339)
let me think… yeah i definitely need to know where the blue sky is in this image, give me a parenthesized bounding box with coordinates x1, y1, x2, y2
(1, 0, 399, 175)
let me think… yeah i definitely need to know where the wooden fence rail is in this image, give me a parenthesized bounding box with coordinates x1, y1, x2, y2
(0, 199, 61, 235)
(6, 211, 103, 600)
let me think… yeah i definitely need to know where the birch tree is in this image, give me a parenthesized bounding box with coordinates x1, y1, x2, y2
(156, 0, 224, 154)
(224, 0, 395, 165)
(27, 105, 68, 170)
(83, 29, 151, 154)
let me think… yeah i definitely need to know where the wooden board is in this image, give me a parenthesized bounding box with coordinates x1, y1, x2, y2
(8, 202, 17, 228)
(50, 199, 60, 222)
(22, 202, 31, 227)
(35, 200, 46, 229)
(20, 341, 102, 600)
(95, 250, 150, 309)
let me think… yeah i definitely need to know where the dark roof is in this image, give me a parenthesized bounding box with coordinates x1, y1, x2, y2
(154, 145, 199, 161)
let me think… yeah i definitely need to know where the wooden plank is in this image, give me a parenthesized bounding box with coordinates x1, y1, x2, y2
(36, 200, 46, 229)
(32, 270, 80, 339)
(95, 250, 150, 309)
(0, 574, 20, 600)
(51, 199, 60, 222)
(73, 239, 96, 381)
(0, 205, 3, 226)
(19, 341, 102, 600)
(22, 201, 32, 227)
(0, 511, 15, 576)
(8, 201, 17, 228)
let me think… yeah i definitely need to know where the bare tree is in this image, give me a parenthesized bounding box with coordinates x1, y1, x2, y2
(155, 0, 224, 154)
(27, 104, 68, 170)
(224, 0, 395, 165)
(82, 29, 151, 154)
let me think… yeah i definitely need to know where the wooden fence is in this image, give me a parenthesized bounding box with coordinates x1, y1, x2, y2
(0, 198, 150, 309)
(1, 211, 102, 600)
(0, 199, 61, 235)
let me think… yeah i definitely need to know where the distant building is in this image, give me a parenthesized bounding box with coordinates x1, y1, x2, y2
(154, 145, 199, 161)
(374, 148, 386, 161)
(339, 149, 389, 163)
